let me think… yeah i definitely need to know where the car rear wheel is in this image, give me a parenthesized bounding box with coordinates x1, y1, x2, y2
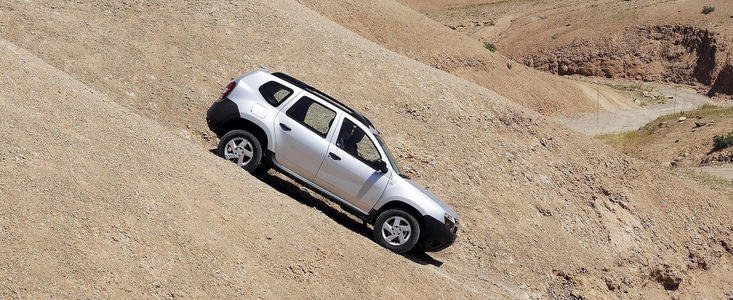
(218, 129, 263, 173)
(373, 208, 421, 253)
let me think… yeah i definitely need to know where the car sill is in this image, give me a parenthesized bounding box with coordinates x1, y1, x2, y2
(270, 160, 370, 216)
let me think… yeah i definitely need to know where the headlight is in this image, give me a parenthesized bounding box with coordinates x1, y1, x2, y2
(444, 213, 458, 233)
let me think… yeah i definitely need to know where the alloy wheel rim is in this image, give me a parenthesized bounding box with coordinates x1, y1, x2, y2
(223, 137, 253, 166)
(381, 216, 411, 246)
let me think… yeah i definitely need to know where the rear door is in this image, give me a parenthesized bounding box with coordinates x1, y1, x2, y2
(314, 117, 390, 212)
(273, 95, 338, 181)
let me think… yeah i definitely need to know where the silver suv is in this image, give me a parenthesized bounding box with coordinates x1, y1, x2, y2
(206, 69, 458, 253)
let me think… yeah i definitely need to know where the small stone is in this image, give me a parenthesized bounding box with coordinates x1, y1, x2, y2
(674, 139, 680, 143)
(678, 117, 687, 122)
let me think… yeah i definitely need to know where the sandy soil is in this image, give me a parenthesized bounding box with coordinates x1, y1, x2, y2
(0, 38, 506, 298)
(1, 0, 732, 298)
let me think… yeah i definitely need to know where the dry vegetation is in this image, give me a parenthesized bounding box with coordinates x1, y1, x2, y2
(597, 104, 733, 161)
(597, 104, 733, 188)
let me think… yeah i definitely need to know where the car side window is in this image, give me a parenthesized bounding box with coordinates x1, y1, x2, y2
(286, 96, 336, 137)
(259, 81, 293, 106)
(336, 118, 381, 165)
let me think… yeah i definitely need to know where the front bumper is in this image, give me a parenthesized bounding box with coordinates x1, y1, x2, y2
(420, 216, 458, 252)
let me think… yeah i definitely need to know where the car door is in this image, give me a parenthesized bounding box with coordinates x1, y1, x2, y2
(273, 95, 338, 181)
(314, 116, 391, 212)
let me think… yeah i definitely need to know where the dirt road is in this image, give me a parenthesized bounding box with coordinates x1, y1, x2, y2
(554, 80, 725, 135)
(699, 166, 733, 181)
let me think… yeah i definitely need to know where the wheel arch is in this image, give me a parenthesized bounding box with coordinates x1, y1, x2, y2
(219, 117, 271, 151)
(369, 200, 425, 229)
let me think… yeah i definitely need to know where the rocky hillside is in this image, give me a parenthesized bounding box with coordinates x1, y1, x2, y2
(294, 0, 634, 116)
(1, 0, 732, 298)
(417, 0, 733, 98)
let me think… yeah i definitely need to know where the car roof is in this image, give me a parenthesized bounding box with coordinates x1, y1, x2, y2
(271, 72, 376, 130)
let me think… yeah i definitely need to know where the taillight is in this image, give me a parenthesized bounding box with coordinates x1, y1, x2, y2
(220, 81, 236, 99)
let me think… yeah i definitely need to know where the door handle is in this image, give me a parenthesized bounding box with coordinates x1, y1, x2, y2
(328, 152, 341, 160)
(279, 123, 291, 131)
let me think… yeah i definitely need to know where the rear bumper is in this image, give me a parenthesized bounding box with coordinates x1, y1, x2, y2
(206, 97, 239, 137)
(420, 216, 457, 252)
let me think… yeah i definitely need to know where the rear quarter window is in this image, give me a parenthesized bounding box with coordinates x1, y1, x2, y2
(286, 96, 336, 138)
(259, 81, 293, 106)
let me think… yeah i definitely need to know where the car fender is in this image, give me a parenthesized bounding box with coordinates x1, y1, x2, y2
(372, 179, 446, 222)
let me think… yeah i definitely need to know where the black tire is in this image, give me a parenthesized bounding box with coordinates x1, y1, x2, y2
(217, 129, 263, 173)
(373, 208, 421, 253)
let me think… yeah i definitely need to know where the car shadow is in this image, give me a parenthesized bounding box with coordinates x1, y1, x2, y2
(210, 149, 443, 267)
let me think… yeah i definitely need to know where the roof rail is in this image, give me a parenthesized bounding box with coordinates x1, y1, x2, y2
(272, 72, 374, 129)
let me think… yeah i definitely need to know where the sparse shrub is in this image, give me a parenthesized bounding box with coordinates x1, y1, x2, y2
(484, 42, 497, 52)
(551, 34, 557, 40)
(702, 6, 715, 14)
(506, 62, 513, 69)
(712, 132, 733, 151)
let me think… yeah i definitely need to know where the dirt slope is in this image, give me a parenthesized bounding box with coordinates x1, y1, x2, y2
(0, 39, 499, 298)
(418, 0, 733, 98)
(292, 0, 634, 117)
(1, 0, 732, 298)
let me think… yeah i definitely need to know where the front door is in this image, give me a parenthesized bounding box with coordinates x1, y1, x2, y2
(315, 117, 390, 212)
(273, 95, 337, 181)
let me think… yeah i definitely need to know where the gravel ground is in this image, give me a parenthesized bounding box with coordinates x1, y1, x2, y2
(0, 0, 732, 298)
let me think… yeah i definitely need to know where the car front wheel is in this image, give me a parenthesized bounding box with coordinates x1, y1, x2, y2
(217, 129, 263, 173)
(373, 208, 421, 253)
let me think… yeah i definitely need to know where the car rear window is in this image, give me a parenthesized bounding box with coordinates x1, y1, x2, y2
(259, 81, 293, 106)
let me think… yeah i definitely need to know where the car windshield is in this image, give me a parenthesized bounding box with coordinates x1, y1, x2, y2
(374, 134, 406, 177)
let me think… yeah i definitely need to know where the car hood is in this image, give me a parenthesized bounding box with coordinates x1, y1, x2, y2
(401, 177, 458, 220)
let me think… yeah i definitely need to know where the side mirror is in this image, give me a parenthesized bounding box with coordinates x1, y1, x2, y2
(374, 160, 389, 174)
